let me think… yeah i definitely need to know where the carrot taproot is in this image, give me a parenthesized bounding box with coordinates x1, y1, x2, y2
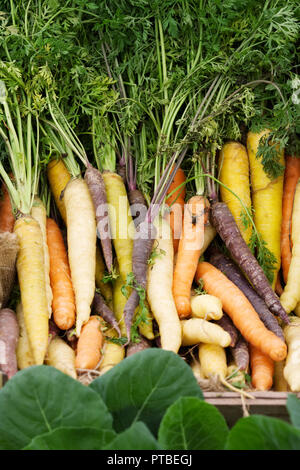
(165, 166, 186, 253)
(281, 156, 300, 284)
(46, 217, 76, 331)
(280, 180, 300, 313)
(14, 216, 49, 365)
(99, 326, 125, 374)
(190, 294, 223, 321)
(63, 178, 97, 336)
(230, 335, 249, 372)
(102, 171, 134, 283)
(218, 141, 252, 245)
(31, 197, 53, 319)
(146, 217, 182, 353)
(46, 336, 77, 379)
(15, 302, 34, 370)
(195, 262, 287, 362)
(112, 265, 128, 338)
(173, 195, 209, 318)
(95, 245, 113, 310)
(250, 344, 274, 391)
(181, 318, 231, 347)
(93, 291, 121, 337)
(84, 163, 113, 273)
(75, 315, 103, 370)
(283, 316, 300, 392)
(247, 129, 285, 290)
(47, 158, 71, 225)
(211, 201, 289, 324)
(0, 181, 15, 233)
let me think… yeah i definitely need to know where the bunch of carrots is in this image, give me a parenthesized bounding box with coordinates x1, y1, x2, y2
(0, 100, 298, 396)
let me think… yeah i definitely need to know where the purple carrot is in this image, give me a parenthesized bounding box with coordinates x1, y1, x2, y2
(93, 291, 121, 338)
(84, 163, 113, 273)
(128, 189, 148, 227)
(210, 202, 289, 324)
(123, 219, 157, 343)
(0, 308, 19, 379)
(230, 335, 249, 371)
(215, 313, 239, 347)
(126, 336, 152, 357)
(209, 248, 285, 341)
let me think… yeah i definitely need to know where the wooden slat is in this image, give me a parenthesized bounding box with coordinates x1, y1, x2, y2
(203, 391, 300, 428)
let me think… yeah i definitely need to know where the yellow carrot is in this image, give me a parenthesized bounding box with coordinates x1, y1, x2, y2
(190, 294, 223, 321)
(181, 318, 231, 347)
(16, 302, 35, 370)
(99, 326, 125, 374)
(31, 197, 53, 318)
(102, 172, 135, 283)
(14, 216, 49, 365)
(46, 336, 77, 379)
(219, 141, 253, 245)
(63, 178, 97, 336)
(47, 158, 71, 224)
(112, 265, 127, 338)
(247, 129, 285, 289)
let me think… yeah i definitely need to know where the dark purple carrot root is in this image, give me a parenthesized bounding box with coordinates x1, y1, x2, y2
(230, 335, 249, 371)
(117, 162, 127, 184)
(0, 308, 19, 379)
(215, 313, 239, 347)
(209, 248, 285, 341)
(126, 336, 152, 357)
(84, 164, 113, 273)
(124, 219, 157, 343)
(93, 291, 121, 338)
(211, 202, 289, 324)
(128, 189, 148, 227)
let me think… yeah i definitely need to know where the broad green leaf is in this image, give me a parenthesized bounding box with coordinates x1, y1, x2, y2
(90, 349, 203, 434)
(286, 394, 300, 429)
(158, 397, 228, 450)
(0, 365, 113, 450)
(226, 415, 300, 450)
(23, 427, 116, 450)
(104, 422, 160, 450)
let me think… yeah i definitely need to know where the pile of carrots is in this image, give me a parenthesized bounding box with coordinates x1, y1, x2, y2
(0, 122, 300, 397)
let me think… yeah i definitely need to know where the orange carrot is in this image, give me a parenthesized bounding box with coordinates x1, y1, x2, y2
(250, 344, 274, 391)
(195, 262, 287, 362)
(46, 217, 76, 330)
(165, 166, 186, 253)
(0, 181, 15, 232)
(173, 196, 209, 318)
(281, 156, 300, 284)
(75, 315, 103, 370)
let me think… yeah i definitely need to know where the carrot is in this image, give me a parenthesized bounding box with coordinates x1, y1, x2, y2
(209, 248, 285, 341)
(98, 327, 125, 374)
(84, 163, 113, 273)
(165, 166, 186, 253)
(92, 291, 121, 337)
(95, 245, 113, 310)
(102, 171, 134, 283)
(218, 141, 252, 245)
(181, 318, 231, 347)
(211, 201, 289, 324)
(15, 302, 34, 370)
(250, 344, 274, 391)
(47, 158, 71, 225)
(195, 262, 287, 362)
(46, 217, 76, 331)
(280, 180, 300, 313)
(112, 265, 128, 338)
(0, 308, 19, 378)
(230, 335, 249, 372)
(31, 197, 53, 319)
(14, 216, 49, 365)
(165, 166, 186, 206)
(247, 129, 285, 290)
(63, 178, 97, 336)
(215, 313, 239, 347)
(75, 315, 103, 370)
(190, 294, 223, 321)
(46, 336, 77, 379)
(173, 195, 209, 318)
(281, 156, 300, 283)
(146, 217, 182, 353)
(0, 181, 15, 233)
(283, 316, 300, 392)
